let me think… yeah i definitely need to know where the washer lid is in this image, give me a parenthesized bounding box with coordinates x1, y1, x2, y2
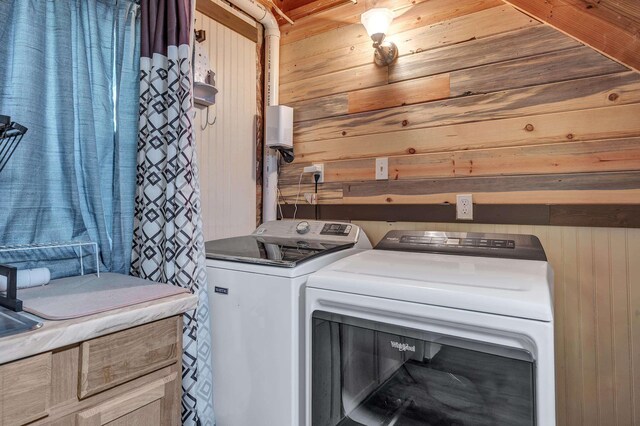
(205, 236, 354, 268)
(307, 249, 553, 322)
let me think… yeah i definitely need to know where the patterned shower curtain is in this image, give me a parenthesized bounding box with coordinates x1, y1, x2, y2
(131, 0, 215, 424)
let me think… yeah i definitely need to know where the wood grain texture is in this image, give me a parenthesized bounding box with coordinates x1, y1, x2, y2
(342, 172, 640, 203)
(450, 46, 626, 96)
(288, 93, 348, 122)
(283, 0, 354, 21)
(284, 137, 640, 182)
(76, 373, 175, 426)
(79, 317, 180, 399)
(279, 1, 365, 45)
(51, 347, 80, 408)
(280, 63, 388, 104)
(105, 400, 161, 426)
(290, 70, 640, 124)
(280, 204, 640, 228)
(293, 73, 640, 143)
(0, 353, 51, 425)
(347, 74, 450, 114)
(281, 5, 537, 82)
(195, 0, 258, 42)
(502, 0, 640, 72)
(280, 0, 501, 47)
(389, 25, 579, 83)
(292, 104, 640, 162)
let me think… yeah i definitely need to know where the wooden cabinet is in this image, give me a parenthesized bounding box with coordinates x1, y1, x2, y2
(0, 316, 182, 426)
(76, 372, 179, 426)
(0, 353, 51, 425)
(79, 317, 181, 399)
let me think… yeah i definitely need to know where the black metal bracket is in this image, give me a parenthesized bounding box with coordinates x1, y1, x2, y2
(0, 264, 23, 312)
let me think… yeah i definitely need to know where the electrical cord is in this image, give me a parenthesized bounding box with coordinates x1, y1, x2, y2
(276, 187, 285, 219)
(314, 173, 320, 220)
(292, 171, 304, 221)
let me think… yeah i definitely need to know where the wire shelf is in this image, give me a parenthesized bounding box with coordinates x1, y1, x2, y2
(0, 115, 28, 174)
(0, 241, 100, 277)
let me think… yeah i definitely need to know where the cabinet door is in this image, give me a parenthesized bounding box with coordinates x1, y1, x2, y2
(76, 372, 179, 426)
(79, 316, 181, 399)
(0, 352, 51, 425)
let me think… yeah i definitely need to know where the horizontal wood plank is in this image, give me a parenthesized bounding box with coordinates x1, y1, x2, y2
(284, 0, 355, 22)
(293, 103, 640, 162)
(347, 74, 450, 114)
(280, 63, 388, 104)
(282, 137, 640, 184)
(503, 0, 640, 72)
(289, 94, 348, 122)
(550, 204, 640, 227)
(451, 138, 640, 177)
(389, 25, 579, 83)
(293, 72, 640, 142)
(280, 1, 365, 45)
(281, 0, 503, 63)
(279, 204, 640, 228)
(450, 46, 626, 96)
(281, 5, 537, 82)
(196, 0, 257, 43)
(343, 172, 640, 204)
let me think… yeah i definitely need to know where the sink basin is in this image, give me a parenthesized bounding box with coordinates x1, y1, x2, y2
(0, 307, 42, 338)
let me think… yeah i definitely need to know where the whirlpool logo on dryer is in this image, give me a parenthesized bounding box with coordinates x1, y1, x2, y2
(390, 341, 416, 352)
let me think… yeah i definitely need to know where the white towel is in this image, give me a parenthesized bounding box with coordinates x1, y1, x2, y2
(0, 267, 51, 292)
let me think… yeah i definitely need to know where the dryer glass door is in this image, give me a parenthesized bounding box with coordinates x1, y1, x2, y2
(312, 311, 536, 426)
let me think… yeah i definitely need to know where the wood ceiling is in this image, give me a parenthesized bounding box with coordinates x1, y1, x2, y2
(262, 0, 640, 72)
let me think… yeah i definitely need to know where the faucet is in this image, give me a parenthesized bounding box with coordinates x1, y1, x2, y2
(0, 264, 22, 312)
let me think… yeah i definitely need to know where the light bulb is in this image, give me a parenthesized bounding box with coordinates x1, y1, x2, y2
(360, 8, 394, 38)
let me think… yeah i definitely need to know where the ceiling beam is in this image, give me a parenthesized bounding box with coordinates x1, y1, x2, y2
(502, 0, 640, 73)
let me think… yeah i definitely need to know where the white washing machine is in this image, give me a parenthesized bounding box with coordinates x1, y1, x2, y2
(306, 230, 555, 426)
(205, 220, 371, 426)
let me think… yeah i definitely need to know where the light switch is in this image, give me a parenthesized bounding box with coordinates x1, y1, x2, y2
(376, 157, 388, 180)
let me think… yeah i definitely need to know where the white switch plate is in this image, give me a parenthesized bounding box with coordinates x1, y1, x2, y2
(376, 157, 388, 180)
(456, 194, 473, 220)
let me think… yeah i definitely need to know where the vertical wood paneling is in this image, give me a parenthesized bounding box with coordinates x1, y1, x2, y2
(578, 228, 598, 426)
(352, 221, 640, 425)
(610, 228, 633, 426)
(194, 11, 257, 241)
(629, 229, 640, 425)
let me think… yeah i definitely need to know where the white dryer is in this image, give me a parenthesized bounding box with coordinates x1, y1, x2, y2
(306, 230, 555, 426)
(205, 220, 371, 426)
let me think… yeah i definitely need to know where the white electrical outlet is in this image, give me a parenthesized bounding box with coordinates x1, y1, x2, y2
(303, 163, 324, 183)
(456, 194, 473, 220)
(376, 157, 388, 180)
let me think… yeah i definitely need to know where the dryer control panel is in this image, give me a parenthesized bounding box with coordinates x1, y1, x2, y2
(376, 230, 546, 261)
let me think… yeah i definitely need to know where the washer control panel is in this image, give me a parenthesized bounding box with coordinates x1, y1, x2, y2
(253, 220, 361, 245)
(320, 223, 352, 236)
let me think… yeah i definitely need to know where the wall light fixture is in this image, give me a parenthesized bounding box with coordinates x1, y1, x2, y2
(360, 8, 398, 66)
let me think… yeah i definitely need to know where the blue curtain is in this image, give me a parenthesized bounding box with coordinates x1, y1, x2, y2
(0, 0, 139, 276)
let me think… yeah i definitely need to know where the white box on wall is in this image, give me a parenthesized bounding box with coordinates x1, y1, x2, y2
(266, 105, 293, 149)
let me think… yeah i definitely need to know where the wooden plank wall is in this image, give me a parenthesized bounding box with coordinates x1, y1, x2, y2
(355, 221, 640, 426)
(277, 0, 640, 207)
(502, 0, 640, 72)
(277, 1, 640, 424)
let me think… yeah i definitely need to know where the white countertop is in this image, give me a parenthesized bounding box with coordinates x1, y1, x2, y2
(0, 292, 197, 365)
